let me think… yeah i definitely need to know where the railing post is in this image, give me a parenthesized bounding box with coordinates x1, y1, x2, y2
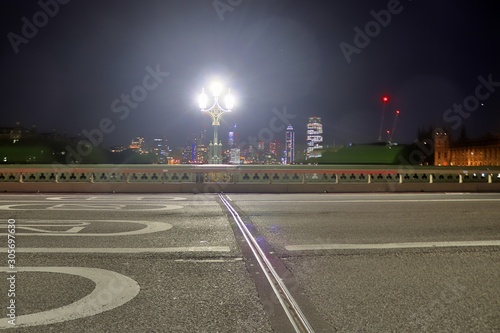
(399, 174, 403, 184)
(459, 174, 463, 184)
(429, 174, 433, 184)
(367, 174, 371, 184)
(488, 174, 492, 184)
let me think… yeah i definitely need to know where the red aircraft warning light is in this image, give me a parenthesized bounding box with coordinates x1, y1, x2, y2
(382, 96, 389, 103)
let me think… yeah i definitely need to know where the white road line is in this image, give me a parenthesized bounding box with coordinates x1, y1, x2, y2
(45, 196, 187, 201)
(285, 240, 500, 251)
(235, 198, 500, 203)
(0, 204, 183, 211)
(174, 258, 243, 263)
(0, 267, 139, 329)
(0, 220, 173, 236)
(0, 247, 231, 253)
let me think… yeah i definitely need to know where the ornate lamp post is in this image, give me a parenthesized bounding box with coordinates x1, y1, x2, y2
(198, 82, 234, 164)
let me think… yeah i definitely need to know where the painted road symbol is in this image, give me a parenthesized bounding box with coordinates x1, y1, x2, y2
(0, 204, 183, 211)
(0, 267, 140, 329)
(0, 220, 173, 236)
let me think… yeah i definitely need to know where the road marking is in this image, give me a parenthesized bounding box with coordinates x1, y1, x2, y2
(45, 196, 187, 201)
(0, 220, 173, 236)
(0, 267, 139, 329)
(285, 240, 500, 251)
(236, 198, 500, 203)
(0, 204, 183, 211)
(0, 246, 231, 253)
(0, 222, 90, 234)
(174, 258, 243, 263)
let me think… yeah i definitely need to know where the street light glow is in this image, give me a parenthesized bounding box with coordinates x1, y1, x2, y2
(211, 81, 223, 98)
(225, 89, 235, 110)
(198, 88, 208, 109)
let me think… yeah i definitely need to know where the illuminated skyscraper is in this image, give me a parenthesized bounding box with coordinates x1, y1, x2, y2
(306, 117, 323, 159)
(285, 125, 295, 164)
(228, 124, 238, 148)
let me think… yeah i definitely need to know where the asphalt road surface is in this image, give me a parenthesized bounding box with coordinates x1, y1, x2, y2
(0, 192, 499, 332)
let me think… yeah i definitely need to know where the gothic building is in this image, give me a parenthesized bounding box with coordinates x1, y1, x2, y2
(434, 129, 500, 166)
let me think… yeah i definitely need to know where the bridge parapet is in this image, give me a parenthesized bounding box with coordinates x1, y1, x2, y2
(1, 165, 499, 186)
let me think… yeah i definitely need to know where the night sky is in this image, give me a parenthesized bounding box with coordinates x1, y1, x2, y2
(2, 0, 499, 148)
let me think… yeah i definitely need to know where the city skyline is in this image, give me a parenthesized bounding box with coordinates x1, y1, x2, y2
(2, 1, 499, 150)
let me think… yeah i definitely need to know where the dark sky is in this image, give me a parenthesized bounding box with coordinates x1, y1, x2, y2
(2, 0, 500, 148)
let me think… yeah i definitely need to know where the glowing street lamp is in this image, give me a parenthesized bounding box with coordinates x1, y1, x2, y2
(198, 82, 234, 164)
(378, 95, 389, 142)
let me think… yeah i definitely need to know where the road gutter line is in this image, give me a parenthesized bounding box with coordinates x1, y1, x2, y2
(219, 193, 315, 333)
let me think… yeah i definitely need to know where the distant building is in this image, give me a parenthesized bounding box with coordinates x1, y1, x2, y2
(110, 146, 127, 153)
(195, 144, 208, 163)
(285, 125, 295, 164)
(0, 122, 38, 142)
(181, 144, 194, 164)
(228, 124, 238, 148)
(229, 148, 241, 164)
(434, 129, 500, 166)
(129, 137, 146, 154)
(152, 137, 170, 164)
(306, 117, 323, 159)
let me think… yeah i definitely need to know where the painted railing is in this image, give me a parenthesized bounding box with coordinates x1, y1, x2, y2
(1, 165, 499, 185)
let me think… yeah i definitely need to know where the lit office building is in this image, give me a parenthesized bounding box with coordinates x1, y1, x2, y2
(306, 117, 323, 159)
(285, 125, 295, 164)
(129, 137, 146, 154)
(152, 137, 170, 164)
(229, 148, 241, 164)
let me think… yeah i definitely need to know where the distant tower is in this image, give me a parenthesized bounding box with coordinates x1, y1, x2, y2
(433, 128, 450, 166)
(228, 124, 238, 148)
(306, 117, 323, 159)
(285, 125, 295, 164)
